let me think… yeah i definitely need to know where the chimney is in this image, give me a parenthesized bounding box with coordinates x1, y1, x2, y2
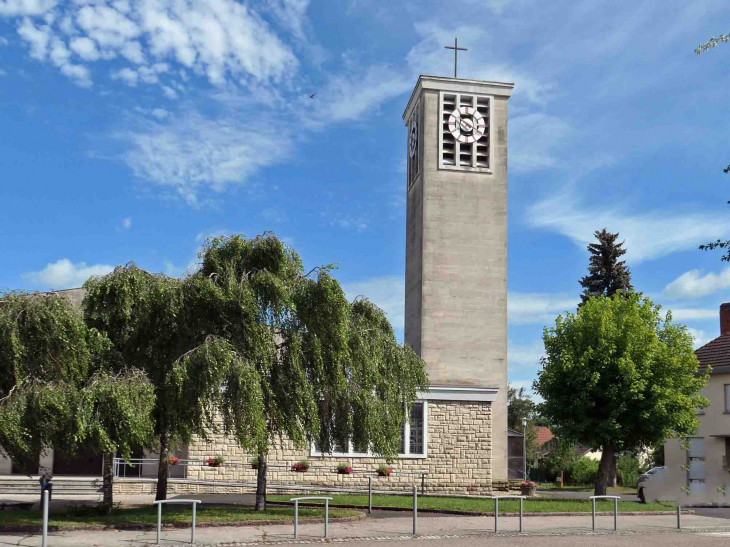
(721, 303, 730, 335)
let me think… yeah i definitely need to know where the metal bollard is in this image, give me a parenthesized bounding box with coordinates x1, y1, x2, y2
(519, 497, 523, 533)
(591, 498, 595, 531)
(677, 506, 681, 530)
(413, 486, 418, 535)
(157, 502, 162, 544)
(325, 499, 329, 538)
(494, 497, 499, 533)
(421, 473, 425, 495)
(191, 501, 197, 544)
(294, 500, 299, 539)
(41, 490, 48, 547)
(613, 497, 617, 531)
(368, 477, 372, 514)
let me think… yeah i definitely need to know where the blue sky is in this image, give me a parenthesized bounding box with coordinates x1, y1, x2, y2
(2, 0, 730, 401)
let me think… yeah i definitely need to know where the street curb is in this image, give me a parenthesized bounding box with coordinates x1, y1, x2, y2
(267, 501, 688, 517)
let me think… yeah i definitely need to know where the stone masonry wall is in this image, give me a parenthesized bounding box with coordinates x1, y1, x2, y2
(171, 400, 493, 495)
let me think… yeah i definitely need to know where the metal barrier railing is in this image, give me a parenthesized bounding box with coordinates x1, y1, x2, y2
(490, 495, 525, 532)
(589, 495, 620, 531)
(291, 496, 331, 539)
(153, 499, 201, 544)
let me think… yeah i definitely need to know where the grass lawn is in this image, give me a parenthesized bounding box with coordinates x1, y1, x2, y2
(268, 494, 674, 514)
(0, 505, 361, 530)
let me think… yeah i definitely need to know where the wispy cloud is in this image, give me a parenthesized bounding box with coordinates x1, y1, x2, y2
(22, 258, 114, 289)
(508, 292, 578, 326)
(121, 217, 132, 230)
(528, 189, 730, 264)
(508, 340, 544, 372)
(664, 267, 730, 299)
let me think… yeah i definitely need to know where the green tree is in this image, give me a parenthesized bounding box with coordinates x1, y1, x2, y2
(534, 292, 709, 495)
(197, 234, 428, 510)
(541, 435, 578, 485)
(84, 234, 429, 508)
(507, 386, 540, 476)
(0, 291, 156, 503)
(578, 229, 633, 306)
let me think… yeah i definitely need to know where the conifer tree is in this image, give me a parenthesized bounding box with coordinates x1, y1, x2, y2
(579, 229, 633, 307)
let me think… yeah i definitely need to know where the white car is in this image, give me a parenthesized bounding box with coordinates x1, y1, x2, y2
(637, 466, 667, 503)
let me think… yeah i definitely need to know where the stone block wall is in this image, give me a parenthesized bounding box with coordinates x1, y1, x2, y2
(179, 400, 493, 495)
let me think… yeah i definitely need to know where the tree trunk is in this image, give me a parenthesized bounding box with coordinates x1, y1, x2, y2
(156, 432, 170, 501)
(594, 446, 614, 496)
(255, 450, 267, 511)
(608, 453, 618, 487)
(102, 453, 114, 504)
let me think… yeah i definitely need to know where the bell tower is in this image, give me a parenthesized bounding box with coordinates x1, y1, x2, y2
(403, 75, 514, 480)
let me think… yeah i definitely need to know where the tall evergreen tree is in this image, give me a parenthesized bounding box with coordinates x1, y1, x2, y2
(579, 229, 633, 306)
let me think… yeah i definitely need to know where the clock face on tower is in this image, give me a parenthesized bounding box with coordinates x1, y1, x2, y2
(447, 106, 486, 144)
(408, 116, 418, 158)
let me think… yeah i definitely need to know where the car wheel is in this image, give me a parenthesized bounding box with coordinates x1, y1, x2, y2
(638, 488, 646, 504)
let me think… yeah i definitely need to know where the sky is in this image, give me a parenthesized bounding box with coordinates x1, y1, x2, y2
(2, 0, 730, 403)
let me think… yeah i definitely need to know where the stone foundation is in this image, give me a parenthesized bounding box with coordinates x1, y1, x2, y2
(176, 400, 494, 495)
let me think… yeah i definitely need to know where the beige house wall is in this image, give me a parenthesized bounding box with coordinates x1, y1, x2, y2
(181, 400, 494, 495)
(662, 372, 730, 505)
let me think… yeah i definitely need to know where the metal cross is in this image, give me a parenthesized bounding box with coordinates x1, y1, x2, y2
(444, 37, 467, 78)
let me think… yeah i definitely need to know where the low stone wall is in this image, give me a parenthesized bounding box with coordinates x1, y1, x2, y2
(172, 400, 495, 495)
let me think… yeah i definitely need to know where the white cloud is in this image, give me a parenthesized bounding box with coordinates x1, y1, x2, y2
(510, 113, 572, 172)
(687, 327, 712, 350)
(262, 207, 288, 223)
(666, 308, 717, 321)
(265, 0, 309, 40)
(22, 258, 114, 289)
(69, 36, 100, 61)
(0, 0, 56, 17)
(508, 292, 578, 326)
(0, 37, 9, 45)
(121, 217, 132, 229)
(110, 66, 138, 86)
(161, 85, 178, 99)
(17, 17, 50, 60)
(664, 267, 730, 299)
(117, 110, 294, 205)
(528, 189, 730, 264)
(508, 341, 544, 371)
(341, 275, 404, 329)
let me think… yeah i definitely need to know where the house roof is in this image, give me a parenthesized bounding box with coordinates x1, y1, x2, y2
(694, 333, 730, 374)
(534, 426, 554, 447)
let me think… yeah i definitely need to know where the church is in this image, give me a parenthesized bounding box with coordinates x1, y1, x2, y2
(1, 73, 515, 495)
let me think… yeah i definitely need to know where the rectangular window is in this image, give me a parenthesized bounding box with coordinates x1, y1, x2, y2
(725, 385, 730, 412)
(311, 402, 427, 458)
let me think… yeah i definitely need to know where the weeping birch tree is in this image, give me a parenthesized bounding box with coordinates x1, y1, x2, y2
(0, 291, 156, 503)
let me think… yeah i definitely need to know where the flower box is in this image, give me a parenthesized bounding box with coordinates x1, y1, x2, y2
(206, 457, 225, 468)
(337, 465, 353, 475)
(168, 456, 180, 466)
(292, 461, 310, 472)
(377, 466, 393, 477)
(520, 481, 538, 496)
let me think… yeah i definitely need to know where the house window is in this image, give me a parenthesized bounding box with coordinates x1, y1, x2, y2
(311, 402, 427, 458)
(725, 385, 730, 412)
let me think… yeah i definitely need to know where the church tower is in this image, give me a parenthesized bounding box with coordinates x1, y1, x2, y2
(403, 76, 513, 481)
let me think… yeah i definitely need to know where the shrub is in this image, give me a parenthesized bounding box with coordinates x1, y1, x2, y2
(617, 454, 641, 487)
(65, 502, 120, 517)
(568, 457, 599, 485)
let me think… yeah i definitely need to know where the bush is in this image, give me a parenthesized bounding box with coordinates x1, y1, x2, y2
(65, 501, 120, 517)
(616, 454, 641, 487)
(568, 457, 599, 485)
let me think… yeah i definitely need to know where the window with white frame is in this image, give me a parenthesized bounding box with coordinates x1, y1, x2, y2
(311, 402, 427, 458)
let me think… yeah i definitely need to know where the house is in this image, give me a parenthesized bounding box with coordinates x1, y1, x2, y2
(662, 303, 730, 504)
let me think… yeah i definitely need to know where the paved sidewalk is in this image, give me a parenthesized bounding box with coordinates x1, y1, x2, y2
(0, 512, 728, 546)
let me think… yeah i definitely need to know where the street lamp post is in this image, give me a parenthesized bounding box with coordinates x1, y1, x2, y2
(522, 418, 528, 481)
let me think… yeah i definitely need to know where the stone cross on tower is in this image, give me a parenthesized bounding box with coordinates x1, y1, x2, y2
(444, 38, 467, 78)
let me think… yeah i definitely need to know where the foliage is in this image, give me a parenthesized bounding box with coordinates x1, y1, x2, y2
(507, 385, 536, 430)
(695, 33, 730, 55)
(207, 456, 225, 466)
(534, 292, 709, 494)
(336, 463, 353, 474)
(541, 435, 578, 478)
(616, 454, 641, 487)
(0, 291, 155, 468)
(377, 464, 393, 476)
(578, 229, 633, 307)
(568, 457, 599, 485)
(251, 456, 259, 468)
(65, 501, 120, 517)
